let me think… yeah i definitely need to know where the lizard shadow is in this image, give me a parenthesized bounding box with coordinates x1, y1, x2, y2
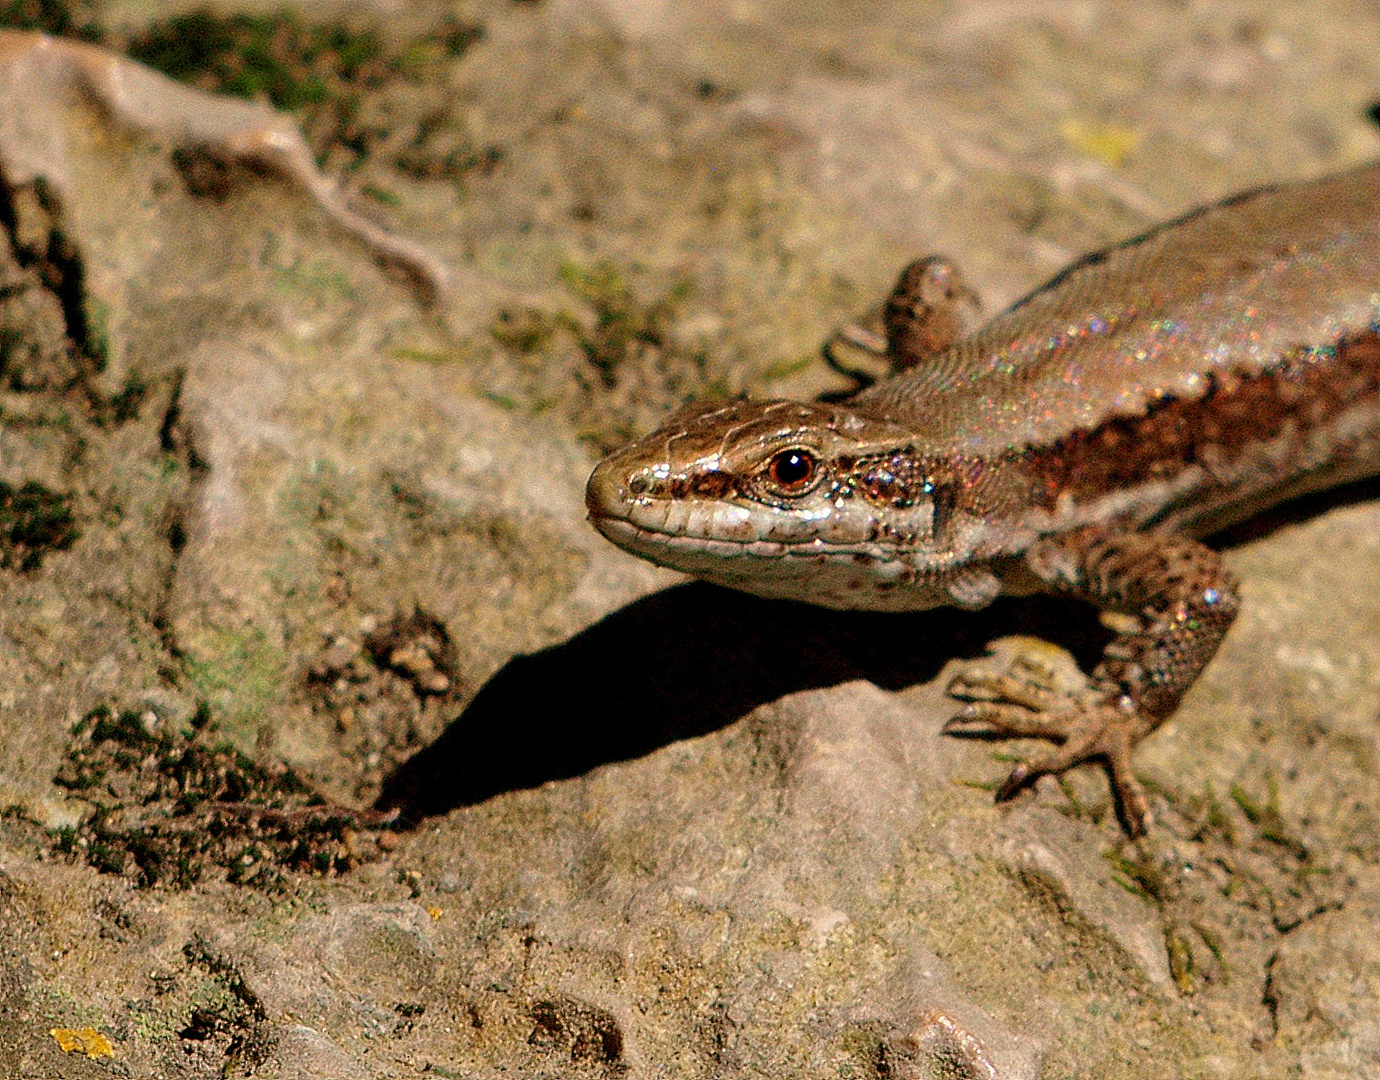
(377, 474, 1380, 825)
(376, 581, 1112, 824)
(1207, 474, 1380, 545)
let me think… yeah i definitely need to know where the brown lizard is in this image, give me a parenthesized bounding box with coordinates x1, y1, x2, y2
(585, 164, 1380, 832)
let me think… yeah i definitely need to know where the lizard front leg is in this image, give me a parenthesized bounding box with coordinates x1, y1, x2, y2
(945, 527, 1240, 833)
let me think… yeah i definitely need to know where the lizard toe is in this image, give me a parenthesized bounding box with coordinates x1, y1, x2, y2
(943, 701, 1071, 741)
(952, 699, 1155, 832)
(946, 659, 1063, 712)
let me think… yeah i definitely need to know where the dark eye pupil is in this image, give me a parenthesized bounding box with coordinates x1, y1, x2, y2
(769, 448, 815, 490)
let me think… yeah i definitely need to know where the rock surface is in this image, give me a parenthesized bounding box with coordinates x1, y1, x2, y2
(1, 1, 1379, 1077)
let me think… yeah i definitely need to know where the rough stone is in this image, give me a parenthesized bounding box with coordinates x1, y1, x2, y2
(0, 2, 1379, 1078)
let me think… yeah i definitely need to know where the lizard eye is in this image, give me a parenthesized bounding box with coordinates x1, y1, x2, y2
(765, 448, 818, 494)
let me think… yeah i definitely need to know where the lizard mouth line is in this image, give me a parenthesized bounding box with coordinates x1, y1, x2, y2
(589, 511, 917, 565)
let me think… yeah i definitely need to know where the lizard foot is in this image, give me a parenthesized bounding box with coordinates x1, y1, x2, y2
(944, 679, 1154, 833)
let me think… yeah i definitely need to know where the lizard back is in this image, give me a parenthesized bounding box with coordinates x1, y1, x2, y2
(854, 163, 1380, 460)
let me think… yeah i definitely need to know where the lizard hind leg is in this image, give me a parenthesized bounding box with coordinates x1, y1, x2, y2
(823, 256, 983, 391)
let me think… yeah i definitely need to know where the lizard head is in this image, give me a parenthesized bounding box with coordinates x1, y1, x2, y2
(586, 399, 1027, 611)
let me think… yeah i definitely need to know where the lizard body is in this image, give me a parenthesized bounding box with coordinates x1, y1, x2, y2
(585, 163, 1380, 831)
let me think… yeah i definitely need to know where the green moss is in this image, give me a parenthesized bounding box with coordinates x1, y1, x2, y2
(79, 296, 111, 371)
(0, 479, 78, 571)
(0, 0, 101, 40)
(50, 700, 378, 890)
(488, 307, 563, 355)
(267, 252, 356, 302)
(558, 260, 695, 388)
(126, 11, 380, 113)
(122, 8, 490, 181)
(180, 626, 286, 742)
(0, 6, 500, 194)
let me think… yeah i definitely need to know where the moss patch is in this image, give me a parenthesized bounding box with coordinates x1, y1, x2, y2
(124, 8, 491, 182)
(50, 703, 395, 891)
(0, 0, 101, 41)
(0, 479, 77, 571)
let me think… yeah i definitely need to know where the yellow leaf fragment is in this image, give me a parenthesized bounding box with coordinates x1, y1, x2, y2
(1062, 119, 1142, 168)
(49, 1026, 115, 1058)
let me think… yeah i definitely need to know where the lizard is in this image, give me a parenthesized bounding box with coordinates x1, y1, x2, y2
(584, 162, 1380, 833)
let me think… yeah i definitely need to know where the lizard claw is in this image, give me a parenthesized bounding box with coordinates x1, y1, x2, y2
(993, 760, 1039, 802)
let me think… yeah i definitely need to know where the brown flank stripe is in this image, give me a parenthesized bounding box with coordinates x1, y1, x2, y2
(1029, 329, 1380, 506)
